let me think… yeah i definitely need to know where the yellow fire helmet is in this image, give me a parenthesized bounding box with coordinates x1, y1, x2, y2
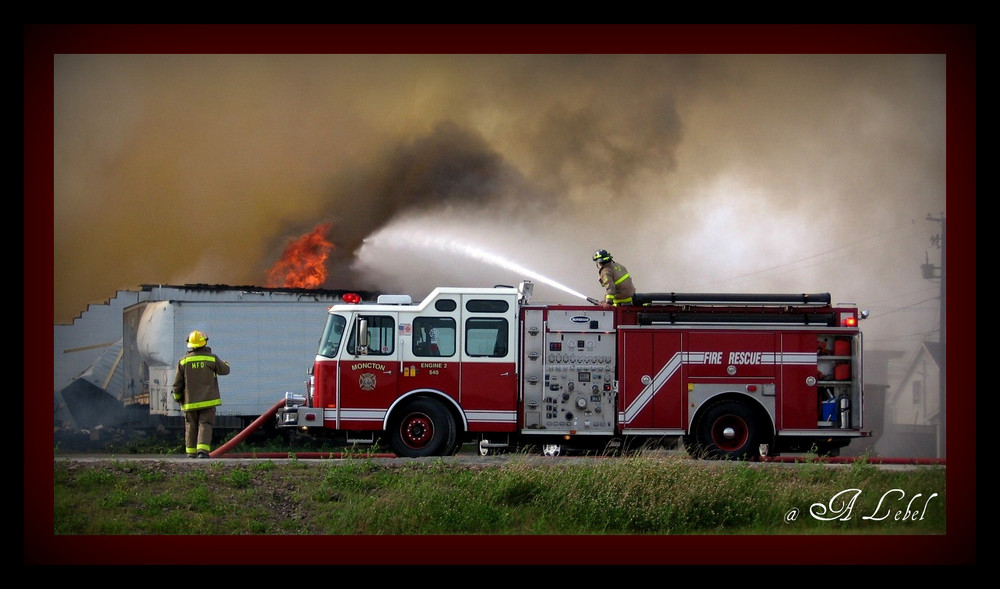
(186, 330, 208, 349)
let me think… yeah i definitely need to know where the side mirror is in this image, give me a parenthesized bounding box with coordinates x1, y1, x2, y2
(357, 317, 369, 355)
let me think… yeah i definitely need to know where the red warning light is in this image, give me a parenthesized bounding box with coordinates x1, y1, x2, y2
(842, 315, 857, 327)
(342, 293, 362, 304)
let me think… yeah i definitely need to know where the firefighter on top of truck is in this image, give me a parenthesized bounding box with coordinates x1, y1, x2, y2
(593, 249, 636, 307)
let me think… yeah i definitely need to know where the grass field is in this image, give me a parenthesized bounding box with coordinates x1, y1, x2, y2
(53, 449, 946, 536)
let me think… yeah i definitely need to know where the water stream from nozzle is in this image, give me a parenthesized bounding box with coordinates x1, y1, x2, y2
(362, 225, 590, 302)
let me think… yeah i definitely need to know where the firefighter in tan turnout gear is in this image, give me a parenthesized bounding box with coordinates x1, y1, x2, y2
(593, 249, 636, 307)
(172, 330, 230, 458)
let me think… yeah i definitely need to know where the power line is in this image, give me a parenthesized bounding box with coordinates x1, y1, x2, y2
(685, 218, 928, 291)
(866, 295, 940, 320)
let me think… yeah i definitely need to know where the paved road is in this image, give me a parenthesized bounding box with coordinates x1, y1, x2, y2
(53, 449, 939, 470)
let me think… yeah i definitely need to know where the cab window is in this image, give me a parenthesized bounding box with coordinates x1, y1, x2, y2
(413, 317, 456, 357)
(347, 315, 395, 356)
(317, 314, 347, 358)
(466, 299, 509, 313)
(465, 317, 508, 357)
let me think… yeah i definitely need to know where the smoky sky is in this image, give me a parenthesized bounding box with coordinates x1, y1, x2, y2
(52, 53, 947, 351)
(308, 119, 539, 280)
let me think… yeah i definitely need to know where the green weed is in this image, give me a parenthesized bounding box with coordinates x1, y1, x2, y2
(52, 454, 946, 536)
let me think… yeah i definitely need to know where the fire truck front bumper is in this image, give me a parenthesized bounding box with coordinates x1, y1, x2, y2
(276, 406, 324, 428)
(276, 393, 324, 429)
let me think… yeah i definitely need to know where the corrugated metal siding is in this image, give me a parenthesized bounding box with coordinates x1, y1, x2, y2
(74, 339, 124, 393)
(53, 290, 139, 391)
(170, 301, 333, 416)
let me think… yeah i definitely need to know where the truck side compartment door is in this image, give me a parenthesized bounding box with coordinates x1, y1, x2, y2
(618, 330, 684, 430)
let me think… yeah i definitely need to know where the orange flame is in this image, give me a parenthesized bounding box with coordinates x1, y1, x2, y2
(266, 222, 334, 288)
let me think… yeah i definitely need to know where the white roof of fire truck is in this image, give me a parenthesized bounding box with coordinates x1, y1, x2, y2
(329, 284, 523, 313)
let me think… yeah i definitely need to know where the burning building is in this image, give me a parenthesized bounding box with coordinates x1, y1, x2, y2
(54, 283, 376, 433)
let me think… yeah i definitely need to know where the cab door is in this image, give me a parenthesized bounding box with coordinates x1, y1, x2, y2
(458, 294, 518, 432)
(337, 312, 400, 430)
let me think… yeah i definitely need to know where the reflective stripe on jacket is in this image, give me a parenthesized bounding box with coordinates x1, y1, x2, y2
(599, 262, 636, 305)
(172, 346, 230, 411)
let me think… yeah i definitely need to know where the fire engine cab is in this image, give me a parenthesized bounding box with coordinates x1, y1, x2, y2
(276, 281, 868, 459)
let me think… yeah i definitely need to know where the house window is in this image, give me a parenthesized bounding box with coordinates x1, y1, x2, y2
(912, 380, 923, 404)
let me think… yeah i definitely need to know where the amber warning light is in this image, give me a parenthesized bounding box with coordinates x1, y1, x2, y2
(342, 293, 362, 304)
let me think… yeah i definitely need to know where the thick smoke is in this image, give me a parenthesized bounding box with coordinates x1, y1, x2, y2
(53, 54, 946, 355)
(301, 120, 542, 288)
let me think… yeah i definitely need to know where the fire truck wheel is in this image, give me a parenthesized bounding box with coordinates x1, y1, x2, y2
(694, 400, 763, 460)
(542, 444, 562, 457)
(390, 398, 457, 458)
(449, 434, 464, 456)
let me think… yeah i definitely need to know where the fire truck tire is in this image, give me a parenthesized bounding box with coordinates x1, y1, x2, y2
(692, 400, 764, 460)
(389, 398, 457, 458)
(449, 433, 464, 456)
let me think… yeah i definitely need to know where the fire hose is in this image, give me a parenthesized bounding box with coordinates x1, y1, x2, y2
(209, 398, 286, 458)
(210, 398, 394, 459)
(761, 456, 946, 465)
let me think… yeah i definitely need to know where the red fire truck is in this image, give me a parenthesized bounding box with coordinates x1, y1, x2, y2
(276, 281, 869, 459)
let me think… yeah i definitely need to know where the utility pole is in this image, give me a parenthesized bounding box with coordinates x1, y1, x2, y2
(923, 213, 945, 457)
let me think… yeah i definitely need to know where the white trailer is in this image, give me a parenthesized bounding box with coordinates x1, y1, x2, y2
(118, 287, 359, 429)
